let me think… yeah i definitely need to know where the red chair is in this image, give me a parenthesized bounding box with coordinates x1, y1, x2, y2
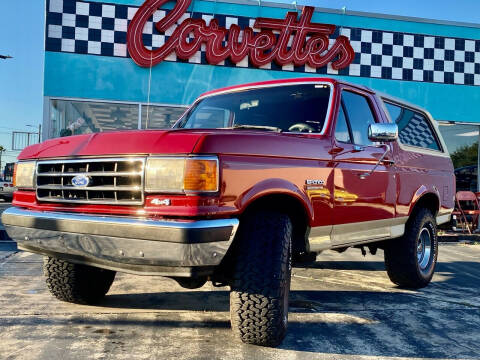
(454, 191, 480, 234)
(476, 192, 480, 203)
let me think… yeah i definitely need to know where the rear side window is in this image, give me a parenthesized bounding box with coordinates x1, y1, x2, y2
(342, 91, 377, 146)
(384, 102, 441, 151)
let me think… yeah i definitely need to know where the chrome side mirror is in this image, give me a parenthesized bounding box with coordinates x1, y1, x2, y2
(368, 123, 398, 142)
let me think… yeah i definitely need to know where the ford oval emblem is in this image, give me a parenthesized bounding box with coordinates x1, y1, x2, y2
(71, 175, 91, 187)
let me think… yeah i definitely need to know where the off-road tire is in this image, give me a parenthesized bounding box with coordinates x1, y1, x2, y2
(384, 208, 438, 289)
(230, 211, 292, 347)
(43, 257, 116, 304)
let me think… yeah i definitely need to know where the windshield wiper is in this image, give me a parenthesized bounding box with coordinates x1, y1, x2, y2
(229, 124, 282, 132)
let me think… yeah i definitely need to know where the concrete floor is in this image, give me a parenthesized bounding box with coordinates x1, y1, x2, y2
(0, 241, 479, 360)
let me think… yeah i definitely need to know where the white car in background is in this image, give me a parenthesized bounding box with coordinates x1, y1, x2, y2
(0, 179, 15, 201)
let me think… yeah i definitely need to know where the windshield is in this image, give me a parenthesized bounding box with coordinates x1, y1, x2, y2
(176, 84, 332, 133)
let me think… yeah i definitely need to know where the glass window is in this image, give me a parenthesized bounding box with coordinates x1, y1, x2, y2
(142, 105, 187, 129)
(384, 102, 440, 151)
(438, 122, 479, 191)
(342, 91, 376, 146)
(177, 84, 331, 133)
(49, 100, 139, 138)
(335, 105, 351, 143)
(4, 163, 14, 182)
(183, 106, 232, 129)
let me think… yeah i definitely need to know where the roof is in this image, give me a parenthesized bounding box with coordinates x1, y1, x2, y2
(198, 77, 372, 99)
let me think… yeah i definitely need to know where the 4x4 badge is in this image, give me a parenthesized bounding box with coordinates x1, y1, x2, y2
(151, 199, 171, 206)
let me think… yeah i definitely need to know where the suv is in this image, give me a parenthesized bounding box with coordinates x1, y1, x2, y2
(2, 78, 454, 346)
(455, 165, 477, 192)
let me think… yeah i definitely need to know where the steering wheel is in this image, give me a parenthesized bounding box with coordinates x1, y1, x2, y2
(288, 123, 315, 133)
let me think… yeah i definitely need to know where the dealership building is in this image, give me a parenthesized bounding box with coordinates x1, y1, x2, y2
(42, 0, 480, 185)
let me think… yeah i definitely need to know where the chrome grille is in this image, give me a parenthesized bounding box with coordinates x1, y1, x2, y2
(36, 158, 145, 205)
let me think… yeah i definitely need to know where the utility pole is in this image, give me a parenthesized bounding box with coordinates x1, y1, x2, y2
(0, 146, 5, 175)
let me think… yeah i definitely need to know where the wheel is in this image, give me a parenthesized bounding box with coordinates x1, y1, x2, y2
(43, 257, 116, 304)
(384, 208, 438, 289)
(229, 211, 292, 347)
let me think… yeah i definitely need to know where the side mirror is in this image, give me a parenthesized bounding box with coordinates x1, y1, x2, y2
(368, 123, 398, 142)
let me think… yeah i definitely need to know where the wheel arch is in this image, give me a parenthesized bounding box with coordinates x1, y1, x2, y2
(239, 192, 311, 257)
(409, 189, 440, 220)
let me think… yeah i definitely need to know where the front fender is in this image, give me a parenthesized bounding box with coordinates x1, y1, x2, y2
(237, 178, 314, 223)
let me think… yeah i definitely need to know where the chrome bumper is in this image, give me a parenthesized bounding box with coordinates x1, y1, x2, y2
(1, 207, 239, 276)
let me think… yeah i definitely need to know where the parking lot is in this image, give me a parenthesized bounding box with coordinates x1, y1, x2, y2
(0, 204, 479, 360)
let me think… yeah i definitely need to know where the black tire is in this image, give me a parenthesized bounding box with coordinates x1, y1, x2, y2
(229, 211, 292, 347)
(43, 257, 116, 304)
(384, 208, 438, 289)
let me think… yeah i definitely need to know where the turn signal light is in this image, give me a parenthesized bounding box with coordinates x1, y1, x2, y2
(184, 159, 218, 192)
(12, 163, 17, 187)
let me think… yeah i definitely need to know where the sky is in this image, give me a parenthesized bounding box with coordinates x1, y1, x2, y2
(0, 0, 479, 166)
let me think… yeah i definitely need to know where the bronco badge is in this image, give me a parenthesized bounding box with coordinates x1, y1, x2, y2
(306, 179, 325, 185)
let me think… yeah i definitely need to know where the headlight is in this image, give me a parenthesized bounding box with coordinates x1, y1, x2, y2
(145, 156, 218, 193)
(14, 161, 36, 189)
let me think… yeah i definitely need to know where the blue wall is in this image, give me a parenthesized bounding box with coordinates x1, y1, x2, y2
(44, 0, 480, 123)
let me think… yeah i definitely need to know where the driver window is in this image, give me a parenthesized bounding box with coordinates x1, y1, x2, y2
(335, 105, 351, 143)
(342, 91, 376, 146)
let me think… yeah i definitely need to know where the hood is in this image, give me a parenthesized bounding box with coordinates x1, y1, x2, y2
(193, 131, 331, 159)
(18, 129, 331, 161)
(18, 129, 206, 160)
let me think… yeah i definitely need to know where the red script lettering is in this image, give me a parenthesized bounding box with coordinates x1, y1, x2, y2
(127, 0, 355, 70)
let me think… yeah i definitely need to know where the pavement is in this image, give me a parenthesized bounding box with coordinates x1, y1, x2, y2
(0, 200, 12, 211)
(0, 201, 17, 250)
(0, 238, 479, 360)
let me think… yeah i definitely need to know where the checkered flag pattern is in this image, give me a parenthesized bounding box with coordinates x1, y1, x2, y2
(46, 0, 480, 86)
(398, 113, 437, 149)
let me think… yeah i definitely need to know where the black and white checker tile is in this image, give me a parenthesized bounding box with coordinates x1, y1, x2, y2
(45, 0, 480, 86)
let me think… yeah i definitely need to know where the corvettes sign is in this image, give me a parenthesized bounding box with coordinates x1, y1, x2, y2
(127, 0, 355, 70)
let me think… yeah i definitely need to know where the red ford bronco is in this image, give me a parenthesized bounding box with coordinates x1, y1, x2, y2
(2, 78, 454, 346)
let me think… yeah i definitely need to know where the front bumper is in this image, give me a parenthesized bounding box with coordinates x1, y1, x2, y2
(2, 207, 239, 276)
